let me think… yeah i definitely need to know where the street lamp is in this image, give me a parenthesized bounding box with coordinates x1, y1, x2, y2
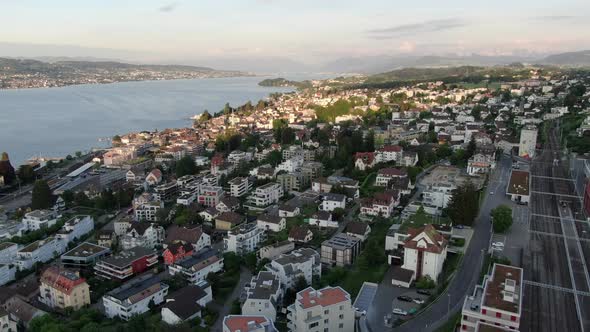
(447, 293, 451, 315)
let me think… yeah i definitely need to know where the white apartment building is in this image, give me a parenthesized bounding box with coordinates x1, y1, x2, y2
(242, 271, 282, 322)
(0, 242, 18, 264)
(248, 183, 284, 208)
(103, 274, 169, 320)
(422, 183, 455, 210)
(15, 237, 67, 270)
(397, 225, 448, 286)
(222, 315, 277, 332)
(518, 125, 538, 159)
(461, 264, 523, 332)
(375, 145, 403, 163)
(224, 223, 264, 254)
(22, 209, 57, 231)
(360, 192, 398, 218)
(134, 201, 164, 222)
(120, 223, 165, 250)
(198, 185, 225, 207)
(375, 168, 408, 187)
(266, 248, 321, 290)
(276, 156, 304, 173)
(0, 263, 16, 286)
(320, 193, 346, 212)
(230, 177, 252, 197)
(287, 286, 355, 332)
(168, 248, 224, 284)
(55, 215, 94, 244)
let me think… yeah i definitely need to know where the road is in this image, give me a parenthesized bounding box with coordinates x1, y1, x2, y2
(209, 266, 253, 332)
(366, 154, 512, 332)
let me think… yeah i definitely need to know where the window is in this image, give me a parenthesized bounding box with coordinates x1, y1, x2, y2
(339, 323, 344, 328)
(324, 319, 328, 324)
(324, 309, 329, 314)
(339, 314, 344, 319)
(309, 322, 319, 328)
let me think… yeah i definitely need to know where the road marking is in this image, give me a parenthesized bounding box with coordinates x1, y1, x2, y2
(532, 175, 576, 182)
(523, 280, 590, 297)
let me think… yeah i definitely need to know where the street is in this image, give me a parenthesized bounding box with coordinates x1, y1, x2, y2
(366, 154, 512, 332)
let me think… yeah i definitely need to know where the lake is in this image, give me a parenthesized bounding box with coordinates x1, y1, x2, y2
(0, 76, 297, 166)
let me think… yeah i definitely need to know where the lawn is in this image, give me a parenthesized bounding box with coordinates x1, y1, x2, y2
(399, 208, 451, 233)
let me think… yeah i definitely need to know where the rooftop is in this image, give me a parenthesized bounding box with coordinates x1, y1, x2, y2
(62, 242, 110, 258)
(507, 170, 530, 196)
(107, 273, 167, 304)
(482, 264, 523, 314)
(296, 286, 350, 309)
(322, 233, 360, 250)
(98, 246, 156, 267)
(222, 315, 277, 332)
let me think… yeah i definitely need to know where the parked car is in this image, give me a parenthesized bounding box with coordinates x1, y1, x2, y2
(492, 242, 504, 248)
(392, 308, 408, 316)
(416, 289, 432, 296)
(397, 295, 413, 302)
(453, 224, 464, 229)
(413, 298, 425, 304)
(489, 191, 494, 195)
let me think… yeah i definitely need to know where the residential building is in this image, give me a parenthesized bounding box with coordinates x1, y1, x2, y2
(3, 295, 46, 328)
(320, 193, 346, 212)
(61, 242, 111, 268)
(259, 241, 295, 260)
(507, 170, 530, 204)
(288, 226, 313, 244)
(287, 286, 354, 332)
(94, 246, 158, 280)
(97, 230, 116, 248)
(230, 177, 253, 197)
(277, 172, 303, 192)
(216, 211, 245, 231)
(376, 145, 403, 163)
(222, 315, 277, 332)
(278, 204, 300, 218)
(320, 234, 361, 267)
(461, 264, 523, 332)
(120, 223, 165, 250)
(242, 271, 282, 322)
(38, 267, 90, 310)
(394, 225, 448, 287)
(15, 237, 66, 270)
(422, 183, 455, 210)
(344, 222, 371, 242)
(164, 225, 211, 252)
(376, 168, 408, 187)
(266, 248, 321, 290)
(55, 215, 94, 244)
(134, 201, 164, 222)
(163, 242, 194, 265)
(161, 282, 213, 325)
(198, 185, 225, 207)
(22, 210, 57, 232)
(154, 181, 178, 202)
(103, 274, 169, 320)
(145, 169, 163, 186)
(256, 214, 286, 233)
(0, 242, 18, 265)
(309, 211, 337, 228)
(217, 196, 241, 212)
(224, 223, 264, 254)
(359, 191, 399, 218)
(312, 176, 359, 199)
(300, 162, 323, 187)
(0, 308, 17, 332)
(199, 207, 220, 222)
(354, 152, 376, 171)
(168, 248, 224, 284)
(467, 144, 497, 176)
(0, 264, 16, 286)
(248, 183, 284, 208)
(518, 125, 538, 159)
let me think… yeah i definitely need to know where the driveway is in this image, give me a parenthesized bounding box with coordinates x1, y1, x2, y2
(366, 155, 513, 331)
(209, 266, 253, 332)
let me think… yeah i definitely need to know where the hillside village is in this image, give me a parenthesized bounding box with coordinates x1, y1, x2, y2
(0, 67, 589, 332)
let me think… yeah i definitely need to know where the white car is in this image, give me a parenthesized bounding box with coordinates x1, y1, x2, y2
(489, 191, 495, 195)
(392, 308, 408, 316)
(413, 298, 425, 305)
(492, 242, 504, 248)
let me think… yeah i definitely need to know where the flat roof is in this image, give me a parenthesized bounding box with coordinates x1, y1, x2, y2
(507, 170, 530, 196)
(483, 264, 523, 315)
(99, 246, 155, 267)
(0, 242, 17, 251)
(67, 162, 96, 177)
(353, 282, 378, 313)
(62, 242, 110, 258)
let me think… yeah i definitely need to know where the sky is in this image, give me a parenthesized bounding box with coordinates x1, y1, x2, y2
(1, 0, 589, 66)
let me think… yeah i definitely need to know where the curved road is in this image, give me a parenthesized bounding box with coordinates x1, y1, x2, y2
(369, 155, 512, 332)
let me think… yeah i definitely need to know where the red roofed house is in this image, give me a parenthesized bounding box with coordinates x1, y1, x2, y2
(145, 169, 163, 186)
(376, 145, 403, 163)
(38, 266, 90, 310)
(400, 225, 448, 284)
(354, 152, 376, 171)
(287, 286, 354, 332)
(376, 167, 408, 187)
(359, 191, 400, 218)
(222, 315, 277, 332)
(163, 242, 194, 265)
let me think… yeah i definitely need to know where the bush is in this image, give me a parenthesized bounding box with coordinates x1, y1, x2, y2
(415, 276, 436, 289)
(491, 205, 513, 233)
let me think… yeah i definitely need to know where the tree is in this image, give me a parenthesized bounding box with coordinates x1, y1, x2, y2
(199, 110, 212, 122)
(491, 205, 513, 233)
(416, 276, 436, 289)
(176, 155, 197, 177)
(31, 180, 53, 209)
(364, 130, 375, 151)
(465, 136, 476, 160)
(264, 150, 282, 167)
(18, 164, 36, 183)
(446, 182, 479, 226)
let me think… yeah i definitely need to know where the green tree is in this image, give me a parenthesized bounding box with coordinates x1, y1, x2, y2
(31, 180, 53, 209)
(491, 204, 513, 233)
(18, 164, 36, 183)
(176, 155, 197, 177)
(199, 110, 212, 122)
(446, 182, 479, 226)
(364, 130, 375, 151)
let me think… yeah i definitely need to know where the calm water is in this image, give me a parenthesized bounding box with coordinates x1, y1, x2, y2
(0, 76, 295, 166)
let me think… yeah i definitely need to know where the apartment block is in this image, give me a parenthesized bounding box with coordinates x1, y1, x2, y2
(39, 267, 90, 310)
(320, 234, 361, 267)
(224, 223, 264, 254)
(287, 286, 354, 332)
(103, 274, 169, 320)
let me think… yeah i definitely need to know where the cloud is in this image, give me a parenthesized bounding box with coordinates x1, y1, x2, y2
(531, 15, 577, 21)
(366, 18, 467, 40)
(158, 2, 178, 12)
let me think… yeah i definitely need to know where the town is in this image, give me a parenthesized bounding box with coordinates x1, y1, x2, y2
(0, 65, 589, 332)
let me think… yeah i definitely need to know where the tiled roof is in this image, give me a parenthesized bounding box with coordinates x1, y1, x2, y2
(297, 286, 350, 309)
